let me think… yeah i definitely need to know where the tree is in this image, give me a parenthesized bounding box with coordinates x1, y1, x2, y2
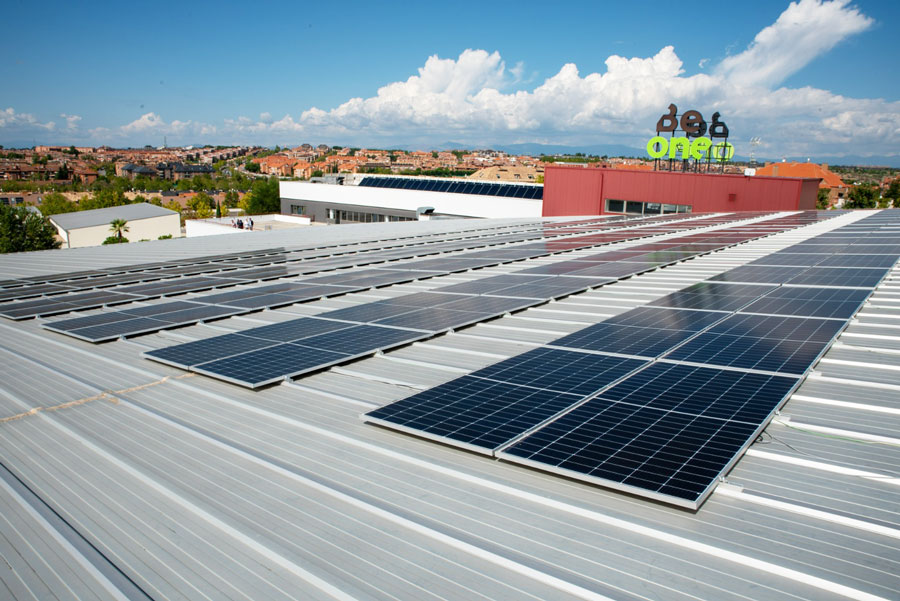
(223, 189, 240, 208)
(188, 191, 214, 213)
(215, 201, 222, 218)
(884, 180, 900, 207)
(816, 188, 830, 210)
(0, 205, 61, 253)
(245, 160, 261, 173)
(109, 218, 129, 240)
(55, 163, 70, 180)
(39, 192, 77, 216)
(242, 176, 280, 215)
(844, 184, 878, 209)
(81, 188, 128, 211)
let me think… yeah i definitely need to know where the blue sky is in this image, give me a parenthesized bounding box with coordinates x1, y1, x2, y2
(2, 0, 897, 162)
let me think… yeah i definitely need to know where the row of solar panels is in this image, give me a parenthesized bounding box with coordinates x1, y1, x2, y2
(44, 212, 732, 343)
(2, 213, 610, 300)
(365, 211, 898, 509)
(142, 212, 794, 386)
(358, 177, 544, 199)
(3, 216, 634, 320)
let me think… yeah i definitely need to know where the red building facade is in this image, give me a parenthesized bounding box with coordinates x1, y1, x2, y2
(542, 165, 819, 217)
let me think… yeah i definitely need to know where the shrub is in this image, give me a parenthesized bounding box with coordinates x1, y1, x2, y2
(102, 236, 129, 245)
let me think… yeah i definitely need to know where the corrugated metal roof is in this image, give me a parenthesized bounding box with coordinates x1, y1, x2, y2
(49, 202, 178, 231)
(0, 212, 897, 601)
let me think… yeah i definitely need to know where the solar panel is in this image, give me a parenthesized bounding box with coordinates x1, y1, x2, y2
(500, 363, 799, 509)
(815, 254, 898, 268)
(322, 302, 420, 323)
(153, 304, 244, 325)
(749, 253, 825, 267)
(62, 316, 172, 342)
(708, 265, 803, 284)
(603, 307, 726, 331)
(144, 333, 278, 368)
(194, 343, 351, 388)
(739, 286, 871, 319)
(785, 267, 887, 289)
(437, 295, 536, 314)
(550, 324, 705, 358)
(240, 317, 356, 343)
(292, 324, 427, 355)
(473, 348, 648, 397)
(649, 282, 776, 312)
(0, 283, 74, 301)
(374, 308, 489, 332)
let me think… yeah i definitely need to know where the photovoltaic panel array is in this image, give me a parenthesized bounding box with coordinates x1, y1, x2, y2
(358, 176, 543, 199)
(366, 210, 900, 509)
(146, 212, 793, 386)
(43, 211, 725, 340)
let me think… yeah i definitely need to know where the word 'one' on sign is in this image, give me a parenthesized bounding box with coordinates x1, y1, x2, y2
(646, 104, 734, 162)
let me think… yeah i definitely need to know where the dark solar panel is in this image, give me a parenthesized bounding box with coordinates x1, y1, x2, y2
(501, 363, 799, 508)
(366, 376, 583, 453)
(815, 254, 898, 268)
(437, 295, 535, 314)
(740, 286, 870, 319)
(374, 308, 489, 332)
(708, 265, 803, 284)
(473, 348, 647, 396)
(240, 317, 356, 343)
(153, 305, 244, 325)
(550, 323, 703, 358)
(144, 333, 278, 368)
(0, 283, 73, 301)
(63, 317, 172, 342)
(604, 307, 726, 331)
(786, 267, 887, 289)
(323, 302, 420, 323)
(194, 343, 351, 388)
(295, 324, 427, 355)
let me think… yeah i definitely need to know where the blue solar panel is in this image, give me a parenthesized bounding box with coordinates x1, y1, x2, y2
(144, 333, 278, 368)
(194, 343, 351, 388)
(740, 286, 870, 319)
(550, 324, 703, 358)
(473, 348, 647, 396)
(786, 267, 887, 288)
(500, 363, 799, 508)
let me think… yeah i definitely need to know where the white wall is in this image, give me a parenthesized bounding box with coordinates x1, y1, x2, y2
(62, 214, 181, 248)
(280, 181, 542, 219)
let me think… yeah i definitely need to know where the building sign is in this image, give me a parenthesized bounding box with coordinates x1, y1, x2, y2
(646, 104, 733, 163)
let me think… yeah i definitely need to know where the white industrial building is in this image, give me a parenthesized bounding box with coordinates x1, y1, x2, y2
(49, 203, 181, 248)
(280, 175, 543, 222)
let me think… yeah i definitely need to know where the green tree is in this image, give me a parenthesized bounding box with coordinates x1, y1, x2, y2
(844, 184, 878, 209)
(109, 218, 129, 240)
(55, 163, 70, 180)
(884, 180, 900, 207)
(0, 205, 62, 253)
(81, 188, 128, 211)
(245, 160, 261, 173)
(39, 192, 78, 216)
(188, 191, 214, 213)
(816, 188, 830, 210)
(223, 189, 240, 208)
(215, 201, 222, 218)
(242, 176, 280, 215)
(102, 236, 128, 245)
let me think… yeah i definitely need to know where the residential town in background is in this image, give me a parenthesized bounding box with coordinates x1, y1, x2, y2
(1, 142, 899, 217)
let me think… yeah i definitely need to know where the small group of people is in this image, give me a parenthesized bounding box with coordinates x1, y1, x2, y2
(230, 217, 253, 230)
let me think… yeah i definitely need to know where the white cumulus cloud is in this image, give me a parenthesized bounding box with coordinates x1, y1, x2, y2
(714, 0, 873, 88)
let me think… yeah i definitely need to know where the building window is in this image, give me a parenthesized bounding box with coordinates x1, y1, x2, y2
(606, 199, 625, 213)
(605, 199, 691, 215)
(290, 204, 306, 215)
